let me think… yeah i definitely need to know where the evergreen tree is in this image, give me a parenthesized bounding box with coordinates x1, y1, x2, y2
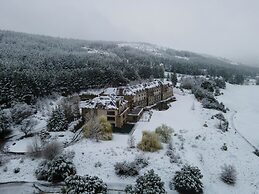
(173, 165, 203, 194)
(47, 106, 68, 132)
(125, 169, 166, 194)
(171, 72, 177, 87)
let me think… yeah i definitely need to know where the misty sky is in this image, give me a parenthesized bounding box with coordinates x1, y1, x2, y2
(0, 0, 259, 66)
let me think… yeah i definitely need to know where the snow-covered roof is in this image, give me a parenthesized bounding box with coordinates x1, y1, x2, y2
(117, 80, 172, 96)
(80, 95, 127, 110)
(102, 87, 117, 96)
(80, 88, 104, 96)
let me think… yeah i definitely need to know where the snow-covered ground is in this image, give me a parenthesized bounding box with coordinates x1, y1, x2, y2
(1, 84, 259, 194)
(218, 84, 259, 148)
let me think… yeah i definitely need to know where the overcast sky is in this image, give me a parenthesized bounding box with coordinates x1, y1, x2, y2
(0, 0, 259, 66)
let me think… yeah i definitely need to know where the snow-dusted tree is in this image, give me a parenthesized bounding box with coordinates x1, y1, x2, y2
(171, 72, 177, 87)
(83, 114, 112, 141)
(0, 109, 12, 139)
(27, 136, 42, 157)
(220, 165, 237, 185)
(60, 95, 80, 123)
(63, 174, 107, 194)
(173, 165, 203, 194)
(125, 169, 166, 194)
(20, 118, 37, 137)
(47, 106, 68, 132)
(83, 114, 102, 142)
(155, 124, 173, 143)
(256, 78, 259, 85)
(127, 134, 136, 148)
(11, 103, 36, 124)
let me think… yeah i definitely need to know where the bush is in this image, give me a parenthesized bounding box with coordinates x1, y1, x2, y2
(173, 165, 203, 194)
(42, 141, 64, 160)
(13, 167, 20, 173)
(166, 150, 181, 164)
(201, 98, 226, 112)
(220, 165, 237, 185)
(125, 169, 166, 194)
(155, 124, 173, 143)
(63, 174, 107, 194)
(221, 143, 228, 151)
(35, 155, 76, 183)
(134, 155, 149, 168)
(114, 161, 139, 177)
(137, 131, 162, 152)
(115, 155, 149, 177)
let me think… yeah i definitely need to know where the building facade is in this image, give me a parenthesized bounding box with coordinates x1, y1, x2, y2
(80, 80, 174, 128)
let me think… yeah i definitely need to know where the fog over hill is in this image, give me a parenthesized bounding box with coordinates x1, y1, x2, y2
(1, 0, 259, 67)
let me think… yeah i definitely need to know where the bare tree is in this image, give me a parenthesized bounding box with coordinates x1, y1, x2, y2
(83, 111, 102, 142)
(27, 136, 42, 157)
(20, 118, 37, 137)
(128, 134, 136, 148)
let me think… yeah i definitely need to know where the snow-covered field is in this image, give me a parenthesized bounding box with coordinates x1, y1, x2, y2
(218, 84, 259, 148)
(1, 84, 259, 194)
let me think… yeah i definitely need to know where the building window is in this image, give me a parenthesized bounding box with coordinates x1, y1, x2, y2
(107, 111, 115, 115)
(107, 117, 115, 121)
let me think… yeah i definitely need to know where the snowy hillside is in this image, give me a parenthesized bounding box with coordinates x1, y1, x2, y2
(1, 84, 258, 193)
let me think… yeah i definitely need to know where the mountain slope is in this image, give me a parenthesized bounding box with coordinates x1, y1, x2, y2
(0, 30, 259, 106)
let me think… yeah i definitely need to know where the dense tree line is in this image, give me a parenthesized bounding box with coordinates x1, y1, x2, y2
(0, 30, 258, 106)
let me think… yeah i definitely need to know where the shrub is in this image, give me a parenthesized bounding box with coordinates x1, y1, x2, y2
(221, 143, 228, 151)
(13, 167, 20, 173)
(253, 149, 259, 157)
(155, 124, 173, 143)
(114, 161, 139, 177)
(201, 98, 226, 112)
(42, 141, 64, 160)
(63, 174, 107, 194)
(220, 165, 237, 185)
(134, 155, 149, 168)
(94, 161, 102, 168)
(35, 155, 76, 183)
(173, 165, 203, 194)
(137, 131, 162, 152)
(115, 155, 149, 177)
(125, 169, 166, 194)
(166, 150, 181, 164)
